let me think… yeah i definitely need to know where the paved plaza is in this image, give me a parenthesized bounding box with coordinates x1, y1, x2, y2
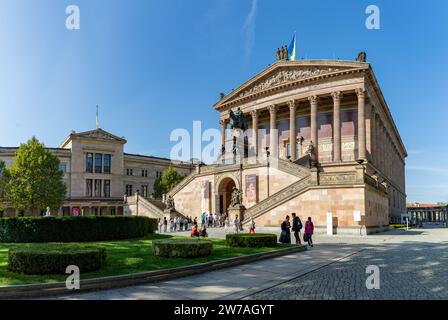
(56, 227, 448, 300)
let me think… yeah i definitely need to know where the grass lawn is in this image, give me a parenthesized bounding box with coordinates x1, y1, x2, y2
(0, 234, 295, 286)
(389, 224, 413, 230)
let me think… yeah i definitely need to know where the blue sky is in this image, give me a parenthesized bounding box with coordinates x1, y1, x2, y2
(0, 0, 447, 203)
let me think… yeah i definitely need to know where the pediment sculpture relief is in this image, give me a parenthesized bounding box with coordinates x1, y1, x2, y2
(238, 67, 343, 98)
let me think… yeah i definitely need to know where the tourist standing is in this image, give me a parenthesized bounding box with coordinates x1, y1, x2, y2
(163, 217, 168, 233)
(201, 212, 205, 227)
(249, 217, 256, 234)
(279, 215, 291, 244)
(179, 217, 184, 231)
(169, 218, 174, 232)
(291, 213, 303, 245)
(224, 215, 229, 233)
(234, 214, 240, 234)
(158, 218, 163, 233)
(304, 217, 314, 247)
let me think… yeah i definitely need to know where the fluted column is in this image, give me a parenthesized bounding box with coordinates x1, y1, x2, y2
(288, 100, 297, 160)
(268, 105, 278, 157)
(372, 113, 377, 167)
(331, 91, 342, 162)
(250, 110, 259, 157)
(308, 95, 319, 160)
(356, 88, 367, 160)
(220, 119, 227, 153)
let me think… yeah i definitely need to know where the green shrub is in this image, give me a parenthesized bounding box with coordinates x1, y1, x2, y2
(152, 239, 213, 258)
(8, 244, 107, 275)
(226, 233, 277, 248)
(0, 216, 157, 243)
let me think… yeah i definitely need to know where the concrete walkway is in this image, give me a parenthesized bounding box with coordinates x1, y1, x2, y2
(57, 229, 422, 300)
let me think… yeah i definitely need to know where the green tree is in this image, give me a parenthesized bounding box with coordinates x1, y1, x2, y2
(6, 137, 66, 214)
(0, 161, 9, 211)
(153, 166, 186, 198)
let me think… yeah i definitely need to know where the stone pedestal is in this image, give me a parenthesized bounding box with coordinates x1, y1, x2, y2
(221, 128, 248, 165)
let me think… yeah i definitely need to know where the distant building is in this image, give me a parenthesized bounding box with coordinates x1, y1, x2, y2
(407, 203, 448, 223)
(0, 128, 193, 217)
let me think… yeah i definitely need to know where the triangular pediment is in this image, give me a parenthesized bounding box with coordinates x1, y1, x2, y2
(214, 60, 368, 109)
(60, 128, 127, 147)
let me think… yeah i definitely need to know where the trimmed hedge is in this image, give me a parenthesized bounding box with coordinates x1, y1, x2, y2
(226, 233, 277, 248)
(8, 244, 107, 275)
(0, 216, 157, 243)
(152, 239, 213, 258)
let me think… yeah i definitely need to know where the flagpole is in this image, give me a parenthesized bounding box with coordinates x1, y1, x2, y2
(96, 105, 99, 129)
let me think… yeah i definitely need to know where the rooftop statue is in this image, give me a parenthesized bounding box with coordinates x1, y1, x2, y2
(356, 52, 367, 62)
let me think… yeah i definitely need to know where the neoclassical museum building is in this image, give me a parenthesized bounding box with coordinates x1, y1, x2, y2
(169, 56, 407, 235)
(0, 129, 193, 217)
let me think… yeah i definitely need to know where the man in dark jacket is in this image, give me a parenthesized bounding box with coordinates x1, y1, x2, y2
(291, 213, 303, 245)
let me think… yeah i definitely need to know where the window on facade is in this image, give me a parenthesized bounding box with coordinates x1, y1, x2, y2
(103, 154, 111, 174)
(126, 168, 133, 176)
(95, 179, 102, 197)
(95, 154, 103, 173)
(86, 153, 93, 173)
(86, 179, 93, 197)
(104, 180, 111, 198)
(142, 169, 148, 177)
(141, 185, 148, 197)
(126, 184, 133, 196)
(59, 163, 67, 173)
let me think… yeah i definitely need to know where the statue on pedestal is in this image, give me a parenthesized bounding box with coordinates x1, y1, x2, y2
(165, 195, 175, 211)
(228, 107, 248, 131)
(230, 186, 243, 208)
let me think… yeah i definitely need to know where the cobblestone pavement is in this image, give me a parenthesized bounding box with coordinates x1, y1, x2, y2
(58, 228, 448, 300)
(246, 228, 448, 300)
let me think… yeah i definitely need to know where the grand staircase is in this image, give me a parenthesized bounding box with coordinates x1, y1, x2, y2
(124, 195, 185, 219)
(242, 159, 312, 223)
(166, 156, 313, 224)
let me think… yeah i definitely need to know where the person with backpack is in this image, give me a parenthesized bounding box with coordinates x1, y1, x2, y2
(279, 215, 291, 244)
(291, 213, 303, 245)
(304, 216, 314, 247)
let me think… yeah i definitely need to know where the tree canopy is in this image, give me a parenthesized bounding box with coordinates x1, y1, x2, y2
(153, 166, 186, 198)
(6, 137, 66, 214)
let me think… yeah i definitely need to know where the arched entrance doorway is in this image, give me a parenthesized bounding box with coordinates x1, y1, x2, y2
(217, 177, 237, 215)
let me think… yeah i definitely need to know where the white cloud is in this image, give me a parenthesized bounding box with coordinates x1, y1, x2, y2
(241, 0, 258, 60)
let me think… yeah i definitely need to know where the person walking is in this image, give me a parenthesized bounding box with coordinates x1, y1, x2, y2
(304, 217, 314, 247)
(279, 215, 291, 244)
(249, 217, 256, 234)
(158, 218, 163, 233)
(163, 217, 168, 233)
(233, 214, 240, 234)
(291, 213, 303, 245)
(224, 215, 229, 233)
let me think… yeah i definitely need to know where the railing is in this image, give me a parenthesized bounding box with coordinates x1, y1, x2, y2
(168, 171, 198, 196)
(125, 195, 165, 219)
(277, 158, 310, 178)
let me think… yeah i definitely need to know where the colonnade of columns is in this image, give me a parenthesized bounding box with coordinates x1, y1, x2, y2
(410, 210, 448, 222)
(220, 88, 370, 163)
